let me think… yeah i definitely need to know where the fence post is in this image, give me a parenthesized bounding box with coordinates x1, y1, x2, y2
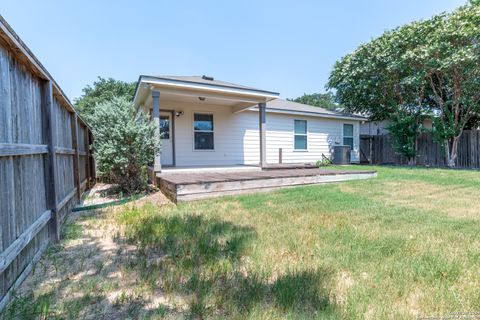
(71, 114, 81, 201)
(42, 80, 60, 242)
(89, 131, 95, 183)
(370, 137, 373, 164)
(85, 128, 91, 189)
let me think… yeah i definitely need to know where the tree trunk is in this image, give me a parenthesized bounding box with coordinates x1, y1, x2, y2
(447, 157, 456, 168)
(446, 136, 460, 168)
(407, 155, 416, 166)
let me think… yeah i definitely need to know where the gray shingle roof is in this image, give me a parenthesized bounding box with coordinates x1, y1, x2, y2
(138, 75, 364, 120)
(266, 99, 367, 121)
(144, 75, 279, 96)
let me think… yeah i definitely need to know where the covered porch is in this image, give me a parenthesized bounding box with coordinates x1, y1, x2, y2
(133, 75, 280, 176)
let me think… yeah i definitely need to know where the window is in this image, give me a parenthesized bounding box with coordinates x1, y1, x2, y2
(194, 113, 214, 150)
(294, 120, 307, 150)
(343, 124, 354, 149)
(160, 115, 170, 140)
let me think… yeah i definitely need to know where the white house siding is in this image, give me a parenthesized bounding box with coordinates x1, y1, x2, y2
(264, 112, 360, 164)
(170, 102, 258, 166)
(164, 102, 360, 166)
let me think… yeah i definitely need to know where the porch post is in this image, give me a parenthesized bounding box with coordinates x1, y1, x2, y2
(152, 90, 161, 173)
(259, 102, 267, 168)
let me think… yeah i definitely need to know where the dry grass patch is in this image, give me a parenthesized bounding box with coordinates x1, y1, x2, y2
(1, 204, 182, 320)
(2, 166, 480, 319)
(339, 179, 480, 219)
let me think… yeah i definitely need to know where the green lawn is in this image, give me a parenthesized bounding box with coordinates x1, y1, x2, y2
(2, 166, 480, 319)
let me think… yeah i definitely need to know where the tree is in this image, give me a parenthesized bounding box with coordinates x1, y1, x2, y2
(327, 19, 433, 163)
(74, 77, 137, 122)
(89, 97, 158, 193)
(288, 92, 339, 110)
(328, 5, 480, 167)
(420, 6, 480, 167)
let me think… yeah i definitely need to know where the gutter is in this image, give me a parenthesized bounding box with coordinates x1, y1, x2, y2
(251, 106, 367, 121)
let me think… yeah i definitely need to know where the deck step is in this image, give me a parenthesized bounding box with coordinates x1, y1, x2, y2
(158, 169, 376, 203)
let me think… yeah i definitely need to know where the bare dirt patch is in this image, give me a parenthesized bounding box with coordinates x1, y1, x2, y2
(82, 183, 123, 206)
(83, 183, 169, 207)
(7, 197, 180, 319)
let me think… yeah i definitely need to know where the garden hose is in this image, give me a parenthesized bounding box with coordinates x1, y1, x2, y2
(72, 194, 144, 212)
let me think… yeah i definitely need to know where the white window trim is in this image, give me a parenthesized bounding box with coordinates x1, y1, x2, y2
(192, 111, 215, 152)
(343, 123, 354, 149)
(293, 119, 308, 151)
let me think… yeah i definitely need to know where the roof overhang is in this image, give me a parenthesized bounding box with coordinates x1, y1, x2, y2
(250, 106, 367, 121)
(133, 75, 280, 112)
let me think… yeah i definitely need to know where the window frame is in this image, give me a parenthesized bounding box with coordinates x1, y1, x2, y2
(193, 112, 215, 151)
(343, 123, 354, 150)
(293, 119, 308, 151)
(159, 114, 171, 140)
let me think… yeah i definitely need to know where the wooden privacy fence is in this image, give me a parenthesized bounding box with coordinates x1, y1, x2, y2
(360, 130, 480, 169)
(0, 16, 94, 310)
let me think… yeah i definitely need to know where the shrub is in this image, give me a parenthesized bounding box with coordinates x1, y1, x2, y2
(386, 111, 426, 165)
(316, 155, 332, 167)
(90, 97, 158, 193)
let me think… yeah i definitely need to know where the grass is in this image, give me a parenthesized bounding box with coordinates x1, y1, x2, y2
(2, 165, 480, 319)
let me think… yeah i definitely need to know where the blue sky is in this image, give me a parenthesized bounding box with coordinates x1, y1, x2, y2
(2, 0, 466, 101)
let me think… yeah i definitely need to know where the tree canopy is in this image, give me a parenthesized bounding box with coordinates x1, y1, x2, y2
(288, 92, 339, 111)
(74, 77, 137, 122)
(327, 4, 480, 167)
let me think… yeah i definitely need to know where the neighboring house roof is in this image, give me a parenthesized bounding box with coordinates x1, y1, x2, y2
(263, 99, 367, 121)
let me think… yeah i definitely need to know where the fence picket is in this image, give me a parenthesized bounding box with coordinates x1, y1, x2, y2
(0, 17, 94, 310)
(360, 131, 480, 169)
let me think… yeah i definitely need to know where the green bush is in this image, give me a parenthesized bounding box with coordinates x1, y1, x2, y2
(316, 157, 331, 167)
(386, 111, 426, 165)
(315, 153, 332, 168)
(90, 97, 158, 193)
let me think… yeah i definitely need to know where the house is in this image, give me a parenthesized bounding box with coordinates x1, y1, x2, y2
(133, 75, 366, 175)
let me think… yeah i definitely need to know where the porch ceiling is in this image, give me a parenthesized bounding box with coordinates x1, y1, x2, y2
(134, 75, 279, 112)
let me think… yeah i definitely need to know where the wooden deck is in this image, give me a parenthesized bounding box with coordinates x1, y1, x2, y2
(158, 168, 377, 203)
